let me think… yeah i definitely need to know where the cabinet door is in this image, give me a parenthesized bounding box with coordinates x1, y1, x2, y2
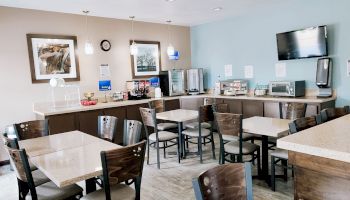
(104, 107, 127, 144)
(223, 99, 242, 114)
(264, 102, 280, 118)
(46, 113, 77, 135)
(165, 99, 180, 111)
(242, 100, 264, 118)
(215, 98, 224, 104)
(180, 97, 204, 110)
(77, 109, 104, 137)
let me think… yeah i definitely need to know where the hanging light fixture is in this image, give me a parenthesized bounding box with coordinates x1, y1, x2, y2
(166, 20, 175, 56)
(129, 16, 138, 55)
(83, 10, 94, 55)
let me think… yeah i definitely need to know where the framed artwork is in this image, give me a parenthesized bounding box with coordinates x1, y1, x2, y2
(130, 40, 161, 79)
(26, 34, 80, 83)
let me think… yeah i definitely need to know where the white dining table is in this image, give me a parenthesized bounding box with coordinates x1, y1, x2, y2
(18, 131, 121, 193)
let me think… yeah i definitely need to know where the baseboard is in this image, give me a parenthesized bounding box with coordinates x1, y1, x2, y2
(0, 160, 10, 166)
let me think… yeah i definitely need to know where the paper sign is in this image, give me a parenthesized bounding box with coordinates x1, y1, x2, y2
(99, 80, 111, 91)
(347, 60, 350, 77)
(224, 64, 232, 77)
(244, 65, 254, 79)
(275, 63, 287, 78)
(100, 64, 110, 78)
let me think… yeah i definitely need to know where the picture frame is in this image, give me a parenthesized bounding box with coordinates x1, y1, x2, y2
(26, 34, 80, 83)
(130, 40, 161, 79)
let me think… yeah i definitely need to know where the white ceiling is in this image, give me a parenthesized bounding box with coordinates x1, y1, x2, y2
(0, 0, 286, 26)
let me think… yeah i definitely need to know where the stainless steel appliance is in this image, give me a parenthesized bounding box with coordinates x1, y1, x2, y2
(187, 68, 204, 95)
(269, 80, 305, 97)
(159, 70, 186, 96)
(316, 57, 332, 97)
(220, 80, 249, 96)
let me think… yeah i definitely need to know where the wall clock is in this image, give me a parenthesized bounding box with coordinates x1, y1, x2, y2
(100, 40, 111, 51)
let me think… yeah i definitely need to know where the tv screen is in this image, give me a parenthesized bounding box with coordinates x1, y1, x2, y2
(276, 26, 328, 60)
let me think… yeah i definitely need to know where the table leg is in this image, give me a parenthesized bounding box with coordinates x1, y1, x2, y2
(261, 135, 270, 185)
(177, 122, 184, 159)
(85, 178, 96, 194)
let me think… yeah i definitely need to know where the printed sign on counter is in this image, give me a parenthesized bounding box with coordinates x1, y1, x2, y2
(99, 80, 111, 91)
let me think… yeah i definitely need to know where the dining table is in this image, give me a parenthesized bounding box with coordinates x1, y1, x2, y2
(18, 131, 121, 193)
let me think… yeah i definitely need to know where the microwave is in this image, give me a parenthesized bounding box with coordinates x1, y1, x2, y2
(269, 81, 305, 97)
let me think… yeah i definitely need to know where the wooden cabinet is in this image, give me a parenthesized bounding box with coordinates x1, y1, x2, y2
(223, 99, 242, 114)
(264, 102, 280, 118)
(46, 113, 77, 134)
(77, 109, 104, 137)
(104, 107, 127, 144)
(180, 97, 204, 110)
(242, 100, 264, 118)
(165, 99, 180, 111)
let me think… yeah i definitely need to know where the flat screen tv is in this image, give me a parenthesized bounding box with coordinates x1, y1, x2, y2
(276, 26, 328, 60)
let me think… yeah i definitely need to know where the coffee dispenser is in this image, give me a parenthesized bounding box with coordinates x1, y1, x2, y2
(316, 57, 332, 97)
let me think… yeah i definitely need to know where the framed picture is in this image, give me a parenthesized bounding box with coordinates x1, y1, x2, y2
(130, 40, 161, 79)
(26, 34, 80, 83)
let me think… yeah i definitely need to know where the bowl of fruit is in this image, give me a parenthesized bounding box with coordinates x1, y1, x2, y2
(81, 92, 98, 106)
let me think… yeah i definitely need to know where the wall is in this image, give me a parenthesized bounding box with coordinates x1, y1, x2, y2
(191, 0, 350, 106)
(0, 6, 191, 160)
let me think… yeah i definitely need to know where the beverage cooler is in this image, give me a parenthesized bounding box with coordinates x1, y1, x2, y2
(159, 70, 186, 96)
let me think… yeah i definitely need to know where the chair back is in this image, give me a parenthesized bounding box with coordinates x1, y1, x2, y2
(320, 106, 350, 122)
(289, 115, 322, 134)
(139, 107, 157, 128)
(192, 163, 253, 200)
(204, 98, 215, 105)
(214, 112, 242, 137)
(212, 103, 229, 113)
(2, 133, 20, 149)
(98, 116, 118, 142)
(199, 105, 214, 123)
(14, 120, 49, 140)
(148, 99, 165, 113)
(279, 102, 307, 120)
(123, 120, 142, 146)
(101, 141, 146, 200)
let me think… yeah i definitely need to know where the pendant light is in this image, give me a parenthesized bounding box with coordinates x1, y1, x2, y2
(129, 16, 138, 55)
(83, 10, 94, 55)
(166, 20, 175, 56)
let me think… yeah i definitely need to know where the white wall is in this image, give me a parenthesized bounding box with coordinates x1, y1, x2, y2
(0, 6, 191, 161)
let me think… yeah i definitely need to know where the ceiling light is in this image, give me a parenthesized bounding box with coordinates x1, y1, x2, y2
(213, 7, 223, 12)
(83, 10, 94, 55)
(165, 0, 176, 2)
(166, 20, 175, 56)
(129, 16, 138, 55)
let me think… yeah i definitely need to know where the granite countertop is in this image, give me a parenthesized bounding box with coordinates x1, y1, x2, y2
(277, 114, 350, 163)
(33, 94, 336, 117)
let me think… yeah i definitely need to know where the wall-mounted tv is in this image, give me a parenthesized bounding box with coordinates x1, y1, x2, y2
(276, 26, 328, 61)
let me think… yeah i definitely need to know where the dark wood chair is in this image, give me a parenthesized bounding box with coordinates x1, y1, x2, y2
(4, 145, 83, 200)
(14, 119, 49, 140)
(279, 102, 307, 120)
(214, 112, 260, 175)
(123, 119, 142, 146)
(81, 141, 146, 200)
(148, 99, 177, 131)
(320, 106, 350, 122)
(98, 116, 118, 142)
(182, 105, 216, 163)
(139, 107, 180, 169)
(192, 163, 253, 200)
(271, 115, 322, 191)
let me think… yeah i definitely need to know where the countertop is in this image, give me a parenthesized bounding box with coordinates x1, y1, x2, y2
(33, 94, 336, 117)
(277, 114, 350, 163)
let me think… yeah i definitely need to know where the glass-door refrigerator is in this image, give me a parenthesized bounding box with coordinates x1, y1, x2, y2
(159, 70, 186, 96)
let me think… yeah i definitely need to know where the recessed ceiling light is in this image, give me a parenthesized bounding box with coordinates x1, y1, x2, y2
(165, 0, 176, 2)
(213, 7, 223, 11)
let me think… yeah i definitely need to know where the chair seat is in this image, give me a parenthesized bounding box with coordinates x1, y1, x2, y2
(224, 141, 260, 155)
(157, 123, 177, 131)
(32, 169, 50, 186)
(81, 183, 135, 200)
(271, 149, 288, 160)
(182, 128, 211, 137)
(185, 122, 211, 129)
(26, 181, 83, 200)
(149, 131, 178, 142)
(222, 133, 254, 142)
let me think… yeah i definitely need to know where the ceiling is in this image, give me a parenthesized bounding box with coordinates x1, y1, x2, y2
(0, 0, 286, 26)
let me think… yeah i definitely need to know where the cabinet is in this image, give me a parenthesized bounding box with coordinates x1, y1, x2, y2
(223, 99, 242, 114)
(180, 97, 204, 110)
(165, 99, 180, 111)
(77, 109, 104, 137)
(242, 100, 264, 118)
(47, 113, 77, 134)
(104, 107, 127, 144)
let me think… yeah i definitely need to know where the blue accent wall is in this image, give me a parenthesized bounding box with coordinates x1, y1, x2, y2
(191, 0, 350, 106)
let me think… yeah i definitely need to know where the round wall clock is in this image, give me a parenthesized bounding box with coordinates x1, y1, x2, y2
(100, 40, 111, 51)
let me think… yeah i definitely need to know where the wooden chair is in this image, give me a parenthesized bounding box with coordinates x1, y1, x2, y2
(182, 105, 216, 163)
(192, 163, 253, 200)
(14, 119, 49, 140)
(4, 146, 83, 200)
(279, 102, 307, 120)
(123, 119, 142, 146)
(81, 141, 146, 200)
(98, 116, 118, 142)
(148, 99, 177, 131)
(271, 115, 322, 191)
(139, 107, 180, 169)
(320, 106, 350, 122)
(214, 112, 260, 175)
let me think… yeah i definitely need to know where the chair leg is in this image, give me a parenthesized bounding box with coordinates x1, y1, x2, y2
(218, 143, 222, 164)
(203, 138, 206, 146)
(221, 151, 225, 164)
(147, 139, 150, 165)
(176, 138, 180, 164)
(198, 137, 203, 163)
(282, 159, 288, 181)
(257, 149, 261, 177)
(210, 135, 216, 160)
(156, 140, 160, 169)
(163, 141, 166, 159)
(271, 156, 276, 191)
(186, 135, 189, 149)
